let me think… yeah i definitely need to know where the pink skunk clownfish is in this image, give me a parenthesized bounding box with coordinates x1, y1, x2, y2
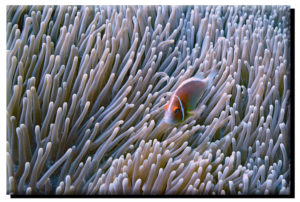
(163, 70, 218, 125)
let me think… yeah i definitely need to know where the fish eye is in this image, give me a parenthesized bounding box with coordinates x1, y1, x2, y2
(174, 108, 180, 113)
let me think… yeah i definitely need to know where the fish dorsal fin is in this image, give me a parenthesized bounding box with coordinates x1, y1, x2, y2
(193, 72, 205, 80)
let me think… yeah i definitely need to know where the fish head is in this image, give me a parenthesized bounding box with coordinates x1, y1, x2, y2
(163, 96, 184, 125)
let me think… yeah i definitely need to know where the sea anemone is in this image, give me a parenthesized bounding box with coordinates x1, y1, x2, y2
(6, 5, 291, 195)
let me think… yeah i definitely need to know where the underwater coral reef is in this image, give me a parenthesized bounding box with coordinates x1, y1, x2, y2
(6, 5, 291, 195)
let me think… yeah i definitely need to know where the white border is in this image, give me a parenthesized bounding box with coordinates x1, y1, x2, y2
(0, 0, 298, 5)
(1, 0, 298, 201)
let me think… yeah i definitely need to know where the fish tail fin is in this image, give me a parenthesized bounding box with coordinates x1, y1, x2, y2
(207, 68, 218, 88)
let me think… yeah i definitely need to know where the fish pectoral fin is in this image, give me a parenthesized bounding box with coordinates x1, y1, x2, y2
(189, 105, 206, 117)
(188, 111, 197, 117)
